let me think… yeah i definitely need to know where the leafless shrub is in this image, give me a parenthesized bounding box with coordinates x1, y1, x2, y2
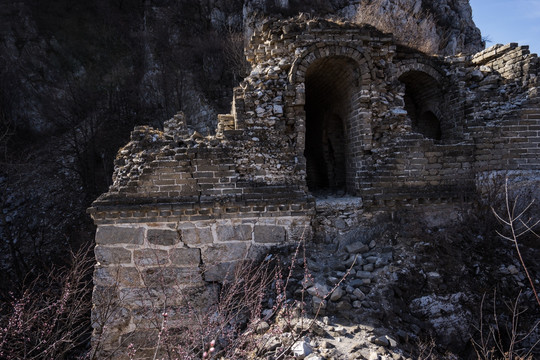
(472, 291, 540, 360)
(415, 336, 436, 360)
(472, 178, 540, 359)
(492, 179, 540, 307)
(0, 245, 94, 360)
(354, 0, 440, 54)
(130, 248, 297, 359)
(122, 237, 353, 360)
(467, 172, 512, 238)
(223, 27, 250, 83)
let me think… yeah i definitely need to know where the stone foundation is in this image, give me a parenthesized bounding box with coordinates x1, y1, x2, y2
(90, 206, 311, 358)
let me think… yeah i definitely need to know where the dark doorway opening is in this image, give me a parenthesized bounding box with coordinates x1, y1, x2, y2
(399, 71, 443, 141)
(417, 110, 441, 140)
(304, 56, 358, 194)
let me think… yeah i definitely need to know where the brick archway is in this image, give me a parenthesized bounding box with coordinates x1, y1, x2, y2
(394, 61, 444, 84)
(289, 46, 374, 194)
(289, 45, 372, 85)
(398, 68, 444, 140)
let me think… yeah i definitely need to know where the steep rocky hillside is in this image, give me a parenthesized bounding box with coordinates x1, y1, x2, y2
(0, 0, 245, 286)
(0, 0, 483, 288)
(1, 0, 482, 136)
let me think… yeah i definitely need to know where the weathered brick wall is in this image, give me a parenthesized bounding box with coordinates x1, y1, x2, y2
(89, 117, 313, 358)
(467, 44, 539, 175)
(89, 203, 311, 358)
(471, 43, 539, 85)
(88, 16, 540, 358)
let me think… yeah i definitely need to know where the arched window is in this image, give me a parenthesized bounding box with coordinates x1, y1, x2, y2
(399, 71, 443, 140)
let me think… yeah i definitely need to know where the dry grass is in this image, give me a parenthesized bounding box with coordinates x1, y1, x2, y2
(354, 0, 440, 54)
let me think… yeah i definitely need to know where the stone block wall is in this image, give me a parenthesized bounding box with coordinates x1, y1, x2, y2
(90, 204, 311, 358)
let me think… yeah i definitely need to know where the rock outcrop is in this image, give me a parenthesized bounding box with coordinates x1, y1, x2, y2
(244, 0, 484, 55)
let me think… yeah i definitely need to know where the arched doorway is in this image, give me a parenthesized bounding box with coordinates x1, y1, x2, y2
(304, 56, 359, 194)
(399, 71, 443, 141)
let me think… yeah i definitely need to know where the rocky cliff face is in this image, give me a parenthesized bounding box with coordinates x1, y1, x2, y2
(0, 0, 244, 284)
(244, 0, 483, 55)
(0, 0, 245, 135)
(2, 0, 482, 136)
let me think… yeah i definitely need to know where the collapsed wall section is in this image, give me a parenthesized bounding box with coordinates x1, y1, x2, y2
(466, 43, 540, 181)
(88, 119, 312, 358)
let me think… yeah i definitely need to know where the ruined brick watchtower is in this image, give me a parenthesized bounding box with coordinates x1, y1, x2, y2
(88, 15, 540, 358)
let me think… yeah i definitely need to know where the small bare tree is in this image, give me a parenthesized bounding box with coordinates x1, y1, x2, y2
(223, 27, 250, 83)
(472, 179, 540, 359)
(492, 180, 540, 308)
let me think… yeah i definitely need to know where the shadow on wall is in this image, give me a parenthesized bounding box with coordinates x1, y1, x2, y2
(399, 70, 443, 140)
